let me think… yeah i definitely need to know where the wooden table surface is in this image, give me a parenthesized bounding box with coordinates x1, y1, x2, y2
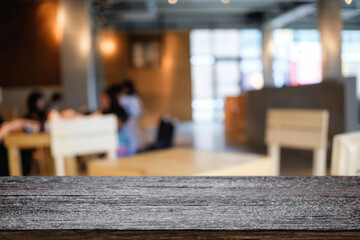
(0, 177, 359, 239)
(4, 132, 50, 148)
(87, 148, 271, 176)
(4, 133, 51, 176)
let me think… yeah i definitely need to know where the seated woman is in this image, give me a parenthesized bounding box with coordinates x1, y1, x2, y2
(46, 93, 63, 112)
(0, 87, 40, 176)
(100, 86, 138, 157)
(19, 91, 48, 174)
(119, 79, 145, 151)
(24, 91, 47, 129)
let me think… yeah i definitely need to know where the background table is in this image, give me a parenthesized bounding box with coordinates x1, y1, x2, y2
(87, 148, 271, 176)
(4, 133, 51, 176)
(0, 177, 359, 239)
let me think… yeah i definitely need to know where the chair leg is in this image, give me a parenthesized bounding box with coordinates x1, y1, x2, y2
(348, 150, 358, 175)
(54, 156, 66, 176)
(107, 150, 116, 161)
(37, 148, 47, 176)
(330, 137, 340, 176)
(44, 148, 54, 176)
(313, 148, 327, 176)
(7, 146, 22, 176)
(269, 144, 280, 176)
(65, 157, 78, 176)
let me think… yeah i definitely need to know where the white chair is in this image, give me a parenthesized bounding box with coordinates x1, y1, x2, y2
(50, 115, 118, 176)
(331, 131, 360, 176)
(265, 109, 329, 176)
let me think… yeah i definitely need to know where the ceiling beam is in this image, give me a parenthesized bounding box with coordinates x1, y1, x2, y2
(266, 3, 316, 29)
(342, 9, 360, 21)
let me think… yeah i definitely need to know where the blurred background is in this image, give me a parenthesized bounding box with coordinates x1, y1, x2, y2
(0, 0, 359, 176)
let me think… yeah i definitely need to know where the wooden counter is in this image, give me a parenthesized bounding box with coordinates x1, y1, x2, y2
(0, 177, 359, 239)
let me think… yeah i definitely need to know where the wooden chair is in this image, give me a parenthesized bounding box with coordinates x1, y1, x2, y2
(225, 96, 247, 145)
(331, 131, 360, 176)
(50, 115, 118, 176)
(265, 109, 329, 176)
(148, 117, 175, 150)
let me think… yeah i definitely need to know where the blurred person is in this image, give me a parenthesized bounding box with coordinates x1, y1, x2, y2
(100, 85, 127, 121)
(120, 79, 143, 119)
(25, 91, 47, 128)
(119, 79, 145, 150)
(23, 91, 46, 174)
(47, 93, 63, 112)
(47, 108, 83, 123)
(100, 86, 138, 157)
(0, 87, 40, 176)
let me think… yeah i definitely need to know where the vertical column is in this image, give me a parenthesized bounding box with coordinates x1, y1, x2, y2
(92, 31, 106, 102)
(59, 0, 98, 111)
(318, 0, 343, 81)
(262, 26, 274, 88)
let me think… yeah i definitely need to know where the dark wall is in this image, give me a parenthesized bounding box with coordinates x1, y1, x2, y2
(0, 0, 60, 87)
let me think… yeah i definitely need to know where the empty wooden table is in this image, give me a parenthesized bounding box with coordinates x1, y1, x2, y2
(0, 177, 359, 239)
(87, 148, 271, 176)
(4, 133, 51, 176)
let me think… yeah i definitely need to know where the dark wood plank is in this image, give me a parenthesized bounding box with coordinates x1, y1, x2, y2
(1, 230, 360, 240)
(0, 177, 359, 239)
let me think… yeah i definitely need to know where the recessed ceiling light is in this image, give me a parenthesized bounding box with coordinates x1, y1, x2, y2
(168, 0, 178, 4)
(221, 0, 230, 4)
(345, 0, 352, 5)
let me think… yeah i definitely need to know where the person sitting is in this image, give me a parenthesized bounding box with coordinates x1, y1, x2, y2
(25, 91, 47, 129)
(0, 87, 40, 176)
(119, 79, 145, 151)
(20, 91, 48, 173)
(100, 86, 137, 157)
(120, 80, 143, 119)
(47, 93, 63, 112)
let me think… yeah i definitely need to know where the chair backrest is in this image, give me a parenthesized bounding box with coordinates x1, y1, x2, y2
(265, 109, 329, 150)
(265, 109, 329, 176)
(50, 115, 118, 159)
(331, 131, 360, 176)
(154, 118, 175, 150)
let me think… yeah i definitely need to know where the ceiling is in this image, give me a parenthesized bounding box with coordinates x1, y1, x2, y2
(91, 0, 360, 31)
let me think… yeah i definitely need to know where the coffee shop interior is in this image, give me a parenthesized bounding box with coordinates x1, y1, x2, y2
(0, 0, 359, 177)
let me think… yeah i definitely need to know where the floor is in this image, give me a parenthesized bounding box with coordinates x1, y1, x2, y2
(174, 121, 318, 176)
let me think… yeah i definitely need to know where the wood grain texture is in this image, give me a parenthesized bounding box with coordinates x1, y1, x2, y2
(0, 177, 359, 239)
(1, 230, 360, 240)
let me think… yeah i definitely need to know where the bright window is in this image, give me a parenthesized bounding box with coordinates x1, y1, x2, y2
(342, 30, 360, 99)
(190, 29, 263, 122)
(273, 29, 322, 88)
